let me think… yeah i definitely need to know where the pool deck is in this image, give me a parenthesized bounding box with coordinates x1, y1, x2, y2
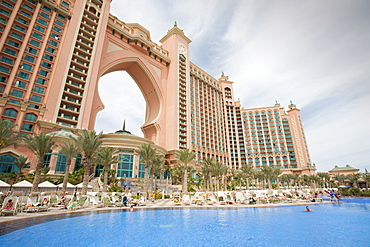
(0, 199, 334, 225)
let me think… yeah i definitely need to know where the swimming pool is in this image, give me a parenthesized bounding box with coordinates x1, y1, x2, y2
(1, 197, 369, 247)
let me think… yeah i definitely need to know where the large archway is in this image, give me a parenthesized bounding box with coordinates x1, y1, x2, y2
(93, 38, 167, 144)
(95, 71, 145, 136)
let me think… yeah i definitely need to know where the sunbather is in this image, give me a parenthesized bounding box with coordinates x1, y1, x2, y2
(58, 196, 66, 205)
(41, 197, 49, 206)
(1, 199, 14, 211)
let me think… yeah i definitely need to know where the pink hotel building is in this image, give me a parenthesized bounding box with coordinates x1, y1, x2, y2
(0, 0, 315, 178)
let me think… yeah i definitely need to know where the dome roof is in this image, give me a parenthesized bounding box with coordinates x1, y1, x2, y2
(47, 129, 78, 139)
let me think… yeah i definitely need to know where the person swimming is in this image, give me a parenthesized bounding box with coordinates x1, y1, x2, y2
(304, 206, 313, 212)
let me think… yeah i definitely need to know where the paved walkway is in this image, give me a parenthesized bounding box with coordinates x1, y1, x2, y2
(0, 199, 332, 225)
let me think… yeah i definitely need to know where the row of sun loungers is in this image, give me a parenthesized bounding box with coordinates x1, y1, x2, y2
(172, 189, 326, 206)
(0, 192, 145, 216)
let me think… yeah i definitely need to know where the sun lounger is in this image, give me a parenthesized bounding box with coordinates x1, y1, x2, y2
(1, 196, 18, 216)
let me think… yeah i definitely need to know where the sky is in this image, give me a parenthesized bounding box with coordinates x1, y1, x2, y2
(95, 0, 370, 173)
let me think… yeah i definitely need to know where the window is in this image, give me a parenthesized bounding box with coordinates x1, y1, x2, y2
(0, 66, 10, 73)
(0, 76, 6, 83)
(3, 109, 18, 118)
(18, 71, 29, 79)
(55, 153, 67, 173)
(16, 18, 28, 24)
(21, 123, 34, 132)
(20, 63, 32, 71)
(41, 62, 51, 69)
(39, 69, 48, 77)
(53, 26, 62, 33)
(51, 33, 59, 40)
(42, 6, 51, 13)
(61, 1, 70, 8)
(1, 1, 13, 8)
(30, 39, 40, 47)
(31, 94, 42, 103)
(8, 99, 20, 105)
(0, 155, 18, 174)
(33, 86, 44, 94)
(24, 113, 37, 122)
(55, 20, 64, 27)
(22, 4, 34, 11)
(37, 18, 47, 26)
(36, 77, 46, 85)
(32, 32, 43, 40)
(28, 104, 39, 109)
(14, 25, 25, 32)
(46, 47, 55, 54)
(44, 54, 53, 61)
(117, 154, 134, 178)
(24, 55, 35, 62)
(4, 48, 16, 56)
(49, 40, 58, 47)
(28, 0, 36, 4)
(0, 57, 13, 64)
(35, 25, 45, 33)
(10, 89, 24, 98)
(57, 14, 66, 21)
(20, 11, 31, 18)
(14, 80, 27, 88)
(28, 47, 37, 55)
(0, 9, 9, 16)
(40, 12, 50, 19)
(7, 40, 20, 48)
(0, 17, 6, 24)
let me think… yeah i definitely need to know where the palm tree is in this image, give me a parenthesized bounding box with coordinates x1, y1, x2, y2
(279, 174, 291, 189)
(135, 143, 156, 196)
(59, 140, 80, 192)
(317, 172, 331, 188)
(13, 155, 30, 182)
(363, 170, 370, 190)
(170, 164, 184, 185)
(347, 173, 361, 188)
(241, 164, 254, 190)
(292, 173, 301, 189)
(71, 130, 103, 195)
(201, 158, 215, 191)
(23, 133, 56, 192)
(261, 166, 275, 189)
(150, 154, 165, 192)
(272, 167, 282, 189)
(175, 148, 195, 194)
(95, 147, 119, 192)
(0, 119, 20, 151)
(333, 174, 346, 187)
(210, 161, 227, 191)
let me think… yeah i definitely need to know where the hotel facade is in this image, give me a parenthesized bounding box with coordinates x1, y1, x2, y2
(0, 0, 315, 178)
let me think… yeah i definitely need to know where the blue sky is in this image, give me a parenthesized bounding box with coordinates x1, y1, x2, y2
(95, 0, 370, 172)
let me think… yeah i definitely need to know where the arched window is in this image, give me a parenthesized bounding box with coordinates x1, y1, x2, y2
(24, 113, 37, 122)
(55, 153, 67, 173)
(3, 108, 18, 118)
(0, 155, 18, 174)
(74, 154, 82, 171)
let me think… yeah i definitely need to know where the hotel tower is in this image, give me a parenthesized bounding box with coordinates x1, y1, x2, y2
(0, 0, 315, 177)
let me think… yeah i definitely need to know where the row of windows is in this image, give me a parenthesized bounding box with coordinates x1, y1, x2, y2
(3, 109, 37, 122)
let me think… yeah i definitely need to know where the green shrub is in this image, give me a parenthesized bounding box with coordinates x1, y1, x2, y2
(349, 187, 361, 196)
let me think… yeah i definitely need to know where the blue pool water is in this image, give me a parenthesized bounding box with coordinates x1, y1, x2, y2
(1, 197, 369, 247)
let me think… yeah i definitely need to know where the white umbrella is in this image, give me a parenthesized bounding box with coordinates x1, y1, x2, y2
(57, 182, 76, 188)
(38, 181, 57, 188)
(75, 182, 93, 188)
(12, 180, 32, 187)
(0, 180, 11, 188)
